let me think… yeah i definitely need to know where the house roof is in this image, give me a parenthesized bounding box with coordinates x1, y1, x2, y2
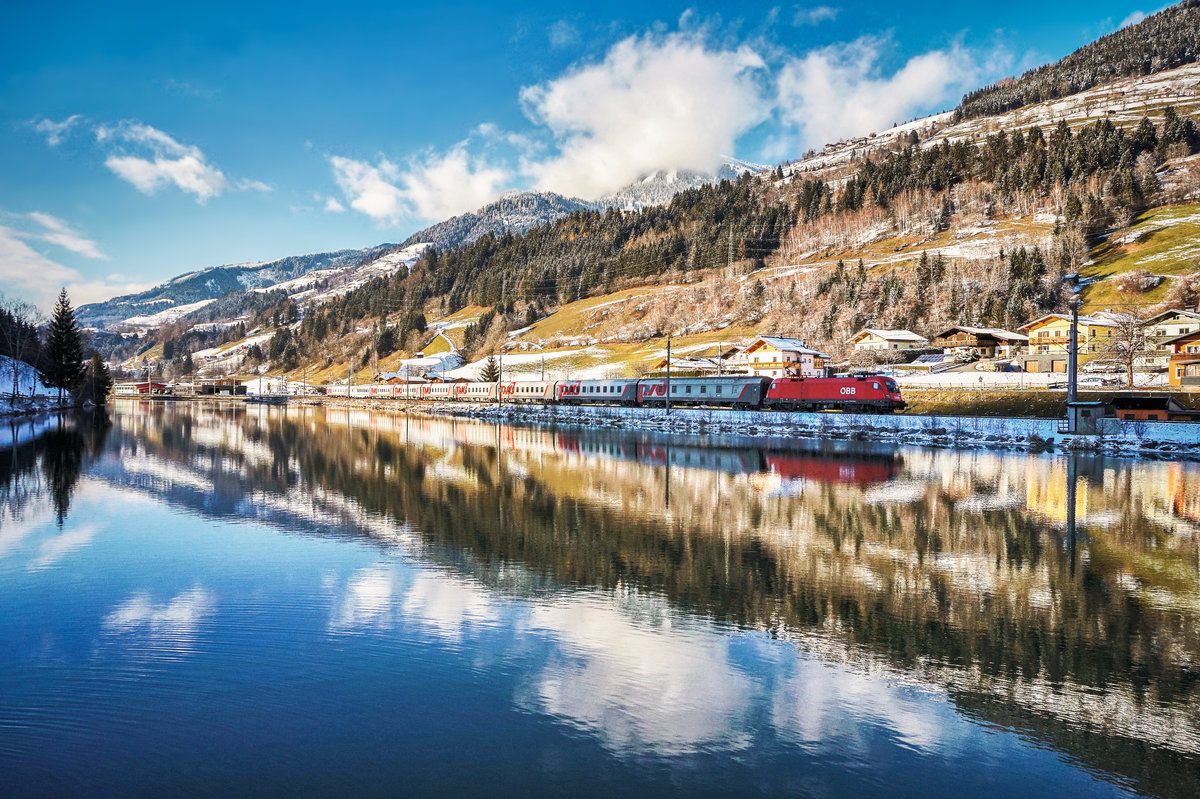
(1143, 309, 1200, 325)
(745, 336, 830, 358)
(850, 328, 929, 343)
(1018, 313, 1120, 332)
(933, 325, 1029, 342)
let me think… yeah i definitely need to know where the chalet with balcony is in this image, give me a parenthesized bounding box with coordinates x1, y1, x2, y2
(848, 329, 929, 352)
(727, 337, 829, 378)
(1142, 309, 1200, 368)
(1017, 313, 1120, 373)
(930, 326, 1028, 358)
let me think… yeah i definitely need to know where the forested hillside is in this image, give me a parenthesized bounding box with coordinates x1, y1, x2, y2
(957, 1, 1200, 121)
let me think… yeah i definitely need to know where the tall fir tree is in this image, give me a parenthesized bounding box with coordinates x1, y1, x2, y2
(44, 288, 84, 404)
(79, 354, 113, 406)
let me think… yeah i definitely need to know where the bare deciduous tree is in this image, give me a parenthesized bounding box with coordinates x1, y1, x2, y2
(1102, 310, 1151, 388)
(0, 296, 44, 405)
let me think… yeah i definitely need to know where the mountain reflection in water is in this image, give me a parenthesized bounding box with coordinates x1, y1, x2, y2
(2, 400, 1199, 798)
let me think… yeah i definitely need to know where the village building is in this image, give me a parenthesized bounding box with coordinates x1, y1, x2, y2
(1142, 309, 1200, 369)
(112, 381, 169, 396)
(848, 329, 929, 352)
(727, 337, 829, 378)
(1164, 329, 1200, 388)
(930, 326, 1028, 358)
(1109, 395, 1200, 421)
(1017, 313, 1120, 373)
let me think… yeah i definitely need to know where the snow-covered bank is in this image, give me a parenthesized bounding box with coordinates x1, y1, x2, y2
(0, 355, 73, 419)
(299, 398, 1200, 460)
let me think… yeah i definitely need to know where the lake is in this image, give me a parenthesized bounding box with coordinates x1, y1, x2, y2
(2, 400, 1199, 797)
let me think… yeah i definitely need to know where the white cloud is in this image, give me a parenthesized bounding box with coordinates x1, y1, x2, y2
(398, 145, 511, 220)
(328, 156, 406, 222)
(519, 32, 767, 199)
(1119, 11, 1147, 28)
(548, 19, 581, 49)
(776, 36, 980, 150)
(793, 6, 839, 25)
(21, 212, 108, 259)
(93, 120, 265, 203)
(31, 114, 83, 146)
(324, 196, 346, 213)
(0, 225, 153, 309)
(329, 145, 511, 223)
(518, 33, 763, 199)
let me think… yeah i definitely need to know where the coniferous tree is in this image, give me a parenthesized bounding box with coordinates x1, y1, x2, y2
(481, 354, 500, 382)
(44, 288, 84, 404)
(79, 354, 113, 406)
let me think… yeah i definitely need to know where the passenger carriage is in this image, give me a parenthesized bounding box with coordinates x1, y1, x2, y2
(635, 376, 772, 409)
(500, 381, 558, 402)
(348, 384, 373, 399)
(421, 383, 455, 401)
(457, 382, 499, 402)
(557, 379, 639, 405)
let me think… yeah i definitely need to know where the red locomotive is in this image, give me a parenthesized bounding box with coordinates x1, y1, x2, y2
(763, 376, 904, 413)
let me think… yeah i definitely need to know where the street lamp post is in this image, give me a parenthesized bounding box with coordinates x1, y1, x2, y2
(665, 335, 671, 413)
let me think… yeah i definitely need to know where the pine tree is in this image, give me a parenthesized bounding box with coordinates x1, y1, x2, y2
(79, 354, 113, 406)
(44, 288, 84, 404)
(481, 354, 500, 382)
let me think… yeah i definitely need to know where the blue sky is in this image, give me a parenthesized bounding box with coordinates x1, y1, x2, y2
(0, 0, 1167, 310)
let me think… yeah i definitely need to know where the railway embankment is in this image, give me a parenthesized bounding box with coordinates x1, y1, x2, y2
(299, 397, 1200, 459)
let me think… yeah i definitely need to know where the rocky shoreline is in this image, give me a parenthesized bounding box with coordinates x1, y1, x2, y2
(290, 397, 1200, 461)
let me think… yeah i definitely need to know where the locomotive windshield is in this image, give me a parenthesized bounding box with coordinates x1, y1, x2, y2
(884, 379, 898, 392)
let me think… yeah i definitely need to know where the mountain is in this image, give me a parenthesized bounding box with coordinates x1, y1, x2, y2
(401, 157, 770, 252)
(77, 245, 396, 329)
(597, 156, 769, 211)
(401, 191, 594, 251)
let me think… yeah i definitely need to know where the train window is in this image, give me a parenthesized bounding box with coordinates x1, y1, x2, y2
(686, 386, 692, 394)
(872, 382, 880, 389)
(716, 386, 722, 395)
(700, 385, 706, 394)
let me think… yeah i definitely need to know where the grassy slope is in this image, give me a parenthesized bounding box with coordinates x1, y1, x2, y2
(1082, 204, 1200, 310)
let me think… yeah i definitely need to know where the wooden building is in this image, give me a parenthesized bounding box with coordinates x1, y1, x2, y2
(930, 326, 1028, 358)
(1110, 395, 1200, 421)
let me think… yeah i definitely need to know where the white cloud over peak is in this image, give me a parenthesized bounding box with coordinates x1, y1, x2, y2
(1119, 11, 1147, 29)
(519, 32, 767, 198)
(329, 143, 512, 224)
(31, 114, 84, 146)
(776, 36, 981, 149)
(328, 156, 406, 222)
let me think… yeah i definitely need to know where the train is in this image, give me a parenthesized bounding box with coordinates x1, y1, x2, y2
(326, 374, 905, 413)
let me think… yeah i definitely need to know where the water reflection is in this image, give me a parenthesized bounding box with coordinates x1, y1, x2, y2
(3, 400, 1199, 797)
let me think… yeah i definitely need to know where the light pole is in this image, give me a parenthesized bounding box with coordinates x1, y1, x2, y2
(665, 335, 671, 413)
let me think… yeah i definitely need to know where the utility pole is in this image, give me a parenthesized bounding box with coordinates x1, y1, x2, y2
(718, 342, 722, 376)
(1067, 300, 1080, 405)
(497, 351, 503, 406)
(665, 335, 671, 413)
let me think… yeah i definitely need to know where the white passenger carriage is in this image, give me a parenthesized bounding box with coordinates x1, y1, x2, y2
(556, 379, 639, 405)
(500, 381, 558, 402)
(457, 382, 499, 402)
